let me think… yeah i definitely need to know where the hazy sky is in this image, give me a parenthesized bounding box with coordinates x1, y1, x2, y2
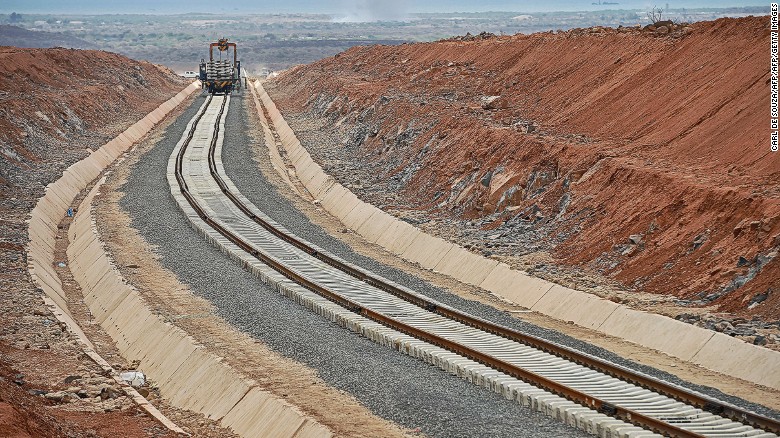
(0, 0, 765, 15)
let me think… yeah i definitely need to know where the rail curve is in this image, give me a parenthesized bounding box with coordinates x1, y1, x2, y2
(167, 94, 779, 438)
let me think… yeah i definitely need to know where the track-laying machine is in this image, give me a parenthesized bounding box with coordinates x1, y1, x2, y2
(199, 38, 241, 94)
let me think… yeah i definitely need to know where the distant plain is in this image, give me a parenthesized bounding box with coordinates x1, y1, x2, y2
(0, 6, 765, 73)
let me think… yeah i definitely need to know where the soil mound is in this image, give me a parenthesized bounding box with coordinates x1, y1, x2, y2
(270, 16, 780, 319)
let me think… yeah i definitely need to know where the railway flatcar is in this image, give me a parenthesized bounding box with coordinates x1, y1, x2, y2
(199, 38, 241, 94)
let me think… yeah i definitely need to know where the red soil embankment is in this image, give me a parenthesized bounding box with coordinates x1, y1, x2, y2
(0, 46, 183, 164)
(272, 16, 780, 318)
(0, 47, 184, 437)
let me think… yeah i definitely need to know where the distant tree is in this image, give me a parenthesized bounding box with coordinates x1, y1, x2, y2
(9, 12, 22, 23)
(647, 6, 663, 24)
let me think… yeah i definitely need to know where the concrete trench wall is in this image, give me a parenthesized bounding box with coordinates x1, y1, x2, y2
(27, 81, 201, 322)
(27, 81, 331, 438)
(253, 81, 780, 391)
(67, 181, 330, 438)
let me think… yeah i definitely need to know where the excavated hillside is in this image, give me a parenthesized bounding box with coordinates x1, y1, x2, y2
(268, 16, 780, 322)
(0, 47, 187, 437)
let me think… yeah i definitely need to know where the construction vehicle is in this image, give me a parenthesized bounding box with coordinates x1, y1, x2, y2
(199, 38, 241, 94)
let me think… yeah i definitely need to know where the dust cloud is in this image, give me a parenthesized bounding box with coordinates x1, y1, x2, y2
(332, 0, 410, 22)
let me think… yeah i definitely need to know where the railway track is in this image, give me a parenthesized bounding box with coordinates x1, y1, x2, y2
(166, 93, 780, 438)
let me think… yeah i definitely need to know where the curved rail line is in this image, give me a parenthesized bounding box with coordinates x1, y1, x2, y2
(173, 94, 779, 438)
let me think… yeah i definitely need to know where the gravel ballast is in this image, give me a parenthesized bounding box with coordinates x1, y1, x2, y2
(121, 92, 589, 438)
(120, 91, 777, 436)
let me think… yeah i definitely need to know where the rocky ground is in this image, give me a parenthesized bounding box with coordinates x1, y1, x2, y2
(265, 16, 780, 347)
(0, 45, 200, 436)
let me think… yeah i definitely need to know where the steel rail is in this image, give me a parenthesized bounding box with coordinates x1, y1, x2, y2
(175, 95, 775, 437)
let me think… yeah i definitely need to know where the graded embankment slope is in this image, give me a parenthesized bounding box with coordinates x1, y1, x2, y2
(1, 47, 189, 436)
(270, 16, 779, 319)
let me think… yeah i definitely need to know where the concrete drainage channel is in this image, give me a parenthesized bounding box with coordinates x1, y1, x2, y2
(69, 178, 330, 438)
(27, 81, 332, 438)
(250, 84, 780, 435)
(167, 91, 780, 437)
(26, 82, 200, 434)
(251, 82, 780, 393)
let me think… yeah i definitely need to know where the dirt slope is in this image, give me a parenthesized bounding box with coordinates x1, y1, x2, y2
(0, 47, 189, 436)
(269, 16, 780, 320)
